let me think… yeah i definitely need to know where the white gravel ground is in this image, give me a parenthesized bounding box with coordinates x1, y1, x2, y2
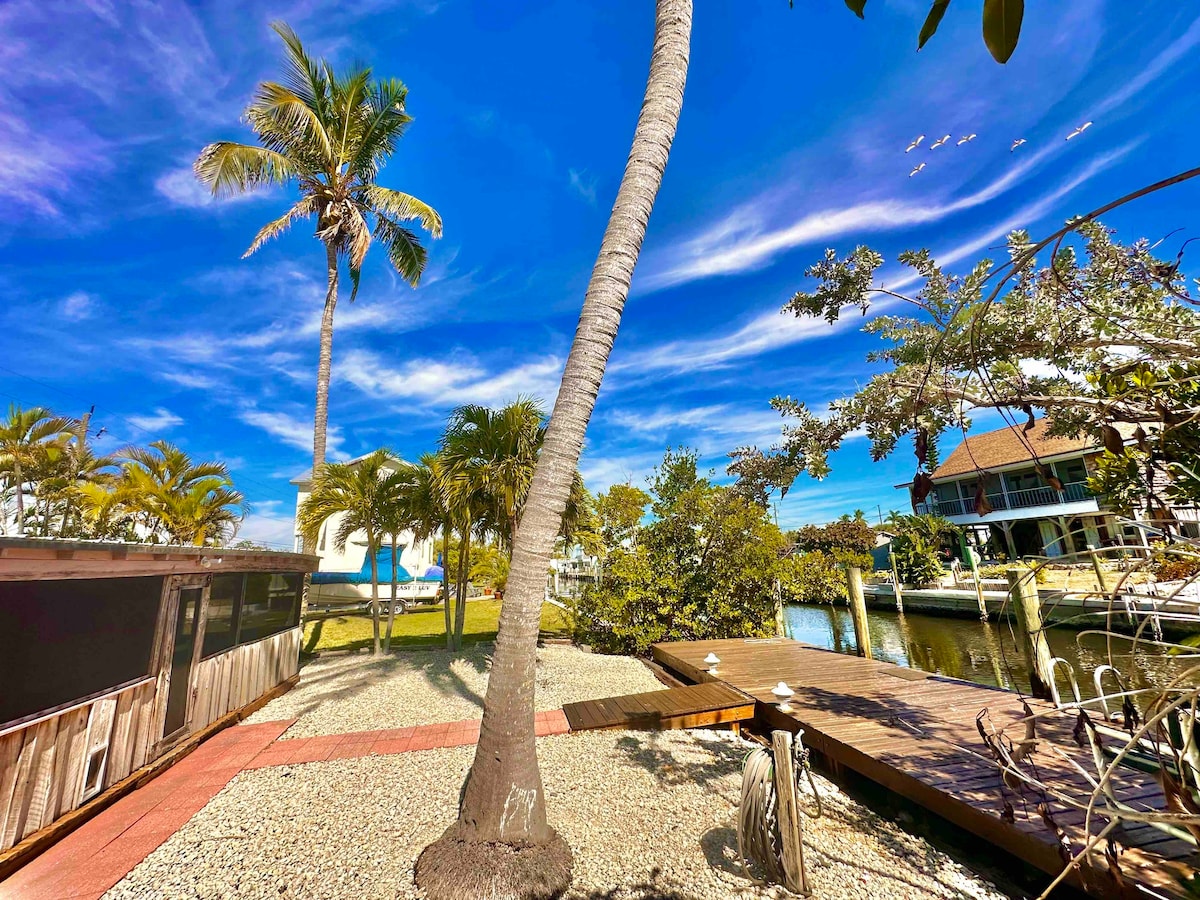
(110, 646, 1008, 899)
(244, 645, 665, 738)
(106, 729, 1006, 900)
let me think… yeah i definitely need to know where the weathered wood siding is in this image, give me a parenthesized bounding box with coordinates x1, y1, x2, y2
(0, 679, 155, 852)
(188, 627, 301, 733)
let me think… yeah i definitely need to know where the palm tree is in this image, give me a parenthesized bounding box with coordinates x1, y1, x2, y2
(402, 453, 455, 649)
(118, 441, 245, 545)
(194, 23, 442, 492)
(378, 460, 419, 653)
(0, 405, 75, 535)
(296, 449, 404, 655)
(415, 3, 692, 893)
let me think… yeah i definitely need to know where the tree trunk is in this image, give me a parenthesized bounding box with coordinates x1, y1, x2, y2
(304, 242, 339, 555)
(368, 535, 381, 656)
(415, 2, 691, 895)
(384, 534, 399, 653)
(454, 528, 470, 650)
(442, 527, 453, 649)
(13, 456, 24, 535)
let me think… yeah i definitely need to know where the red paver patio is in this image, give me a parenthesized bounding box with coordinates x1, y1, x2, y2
(0, 720, 293, 900)
(0, 709, 572, 899)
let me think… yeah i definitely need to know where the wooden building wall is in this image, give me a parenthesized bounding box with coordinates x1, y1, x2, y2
(0, 678, 156, 851)
(188, 628, 301, 733)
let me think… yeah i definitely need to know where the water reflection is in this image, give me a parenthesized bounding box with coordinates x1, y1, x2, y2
(784, 603, 1198, 702)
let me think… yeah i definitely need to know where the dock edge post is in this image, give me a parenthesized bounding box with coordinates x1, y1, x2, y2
(846, 566, 874, 660)
(1006, 567, 1054, 701)
(771, 730, 810, 896)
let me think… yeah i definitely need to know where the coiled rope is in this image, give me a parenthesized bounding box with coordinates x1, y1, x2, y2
(737, 730, 820, 894)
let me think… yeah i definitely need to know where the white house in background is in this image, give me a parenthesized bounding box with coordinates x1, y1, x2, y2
(291, 454, 440, 609)
(906, 419, 1200, 560)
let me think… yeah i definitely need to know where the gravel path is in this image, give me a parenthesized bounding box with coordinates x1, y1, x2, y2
(106, 728, 1006, 900)
(244, 645, 664, 738)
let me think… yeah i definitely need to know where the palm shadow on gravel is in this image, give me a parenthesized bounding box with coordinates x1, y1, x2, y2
(613, 730, 743, 801)
(278, 649, 491, 726)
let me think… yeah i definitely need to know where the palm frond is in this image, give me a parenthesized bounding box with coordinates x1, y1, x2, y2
(348, 78, 412, 179)
(363, 186, 442, 238)
(373, 214, 427, 287)
(244, 197, 317, 258)
(194, 142, 298, 197)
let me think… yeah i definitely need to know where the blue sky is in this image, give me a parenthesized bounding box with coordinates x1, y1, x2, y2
(3, 0, 1199, 547)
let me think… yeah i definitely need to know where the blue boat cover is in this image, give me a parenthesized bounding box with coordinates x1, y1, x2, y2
(311, 545, 414, 585)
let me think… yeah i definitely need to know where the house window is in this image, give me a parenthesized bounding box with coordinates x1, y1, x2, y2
(1056, 459, 1087, 485)
(202, 573, 244, 658)
(238, 573, 302, 644)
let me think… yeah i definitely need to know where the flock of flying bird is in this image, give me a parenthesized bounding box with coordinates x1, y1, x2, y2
(905, 121, 1094, 176)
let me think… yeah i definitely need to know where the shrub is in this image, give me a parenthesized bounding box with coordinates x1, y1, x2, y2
(1154, 554, 1200, 583)
(574, 449, 786, 656)
(779, 550, 846, 605)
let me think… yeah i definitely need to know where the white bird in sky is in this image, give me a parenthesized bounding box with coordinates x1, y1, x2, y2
(956, 134, 977, 145)
(909, 162, 926, 177)
(1066, 121, 1094, 140)
(1011, 138, 1027, 151)
(905, 134, 925, 152)
(929, 134, 951, 149)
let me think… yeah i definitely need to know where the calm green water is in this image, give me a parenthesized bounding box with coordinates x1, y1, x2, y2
(784, 603, 1199, 702)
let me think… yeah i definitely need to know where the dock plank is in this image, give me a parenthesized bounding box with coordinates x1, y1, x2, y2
(652, 637, 1197, 900)
(562, 682, 754, 733)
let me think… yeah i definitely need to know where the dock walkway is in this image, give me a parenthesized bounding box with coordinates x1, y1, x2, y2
(652, 637, 1197, 900)
(562, 681, 754, 733)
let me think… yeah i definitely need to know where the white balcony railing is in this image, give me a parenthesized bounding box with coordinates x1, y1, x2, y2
(920, 481, 1093, 517)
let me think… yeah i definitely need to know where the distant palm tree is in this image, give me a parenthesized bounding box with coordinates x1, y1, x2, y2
(119, 441, 245, 545)
(401, 453, 455, 648)
(194, 23, 442, 490)
(296, 449, 406, 655)
(378, 460, 419, 653)
(43, 412, 117, 537)
(0, 405, 75, 535)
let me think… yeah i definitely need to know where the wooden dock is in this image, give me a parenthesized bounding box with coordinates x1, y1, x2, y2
(652, 637, 1197, 900)
(563, 682, 754, 733)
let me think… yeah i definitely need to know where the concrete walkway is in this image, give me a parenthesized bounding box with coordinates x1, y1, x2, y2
(0, 710, 570, 900)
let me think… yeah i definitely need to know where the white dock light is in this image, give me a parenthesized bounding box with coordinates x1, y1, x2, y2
(703, 652, 721, 674)
(772, 681, 795, 713)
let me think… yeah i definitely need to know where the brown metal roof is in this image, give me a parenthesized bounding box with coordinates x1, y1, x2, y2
(931, 420, 1095, 480)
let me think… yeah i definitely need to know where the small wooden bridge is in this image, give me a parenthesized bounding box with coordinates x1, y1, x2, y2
(651, 637, 1198, 900)
(563, 681, 754, 733)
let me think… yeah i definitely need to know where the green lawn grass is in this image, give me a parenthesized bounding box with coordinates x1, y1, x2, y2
(301, 599, 574, 654)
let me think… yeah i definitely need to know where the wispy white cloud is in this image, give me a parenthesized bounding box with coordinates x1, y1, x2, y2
(127, 407, 183, 433)
(1089, 15, 1200, 121)
(155, 164, 274, 209)
(237, 499, 297, 549)
(568, 168, 598, 205)
(59, 290, 98, 320)
(339, 348, 564, 408)
(238, 406, 344, 456)
(639, 145, 1061, 291)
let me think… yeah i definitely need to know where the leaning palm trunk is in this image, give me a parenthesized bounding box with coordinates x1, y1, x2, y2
(441, 528, 453, 649)
(453, 528, 470, 650)
(304, 242, 339, 555)
(415, 2, 691, 896)
(12, 458, 24, 535)
(368, 535, 382, 656)
(385, 534, 400, 653)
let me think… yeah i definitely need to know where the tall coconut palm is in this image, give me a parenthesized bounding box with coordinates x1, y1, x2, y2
(194, 23, 442, 494)
(296, 449, 404, 655)
(415, 4, 692, 892)
(0, 405, 75, 535)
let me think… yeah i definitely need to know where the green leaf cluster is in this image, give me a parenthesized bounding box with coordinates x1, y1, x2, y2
(574, 448, 786, 656)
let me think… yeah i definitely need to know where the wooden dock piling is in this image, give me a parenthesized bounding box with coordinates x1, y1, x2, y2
(1006, 567, 1055, 701)
(846, 567, 874, 660)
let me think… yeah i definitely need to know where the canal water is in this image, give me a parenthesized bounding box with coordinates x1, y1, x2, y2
(784, 602, 1199, 703)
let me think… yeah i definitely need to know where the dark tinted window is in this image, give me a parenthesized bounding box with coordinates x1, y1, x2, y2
(0, 576, 163, 726)
(202, 574, 243, 657)
(238, 573, 301, 643)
